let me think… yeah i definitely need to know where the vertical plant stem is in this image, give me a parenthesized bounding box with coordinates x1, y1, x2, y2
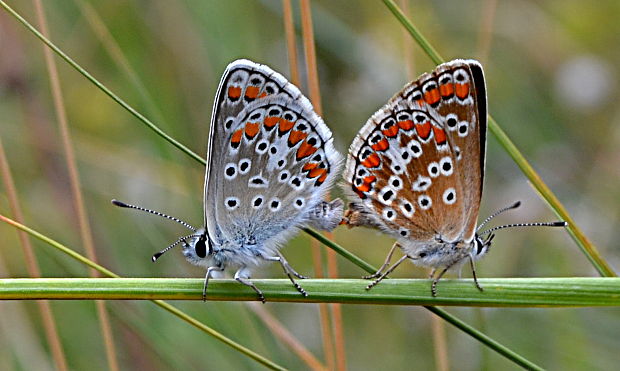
(0, 138, 68, 371)
(32, 2, 119, 370)
(300, 1, 347, 369)
(430, 310, 449, 371)
(282, 0, 300, 86)
(476, 0, 498, 65)
(381, 0, 615, 277)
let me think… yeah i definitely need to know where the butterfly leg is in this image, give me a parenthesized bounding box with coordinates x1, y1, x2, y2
(234, 267, 265, 303)
(261, 253, 309, 297)
(363, 242, 401, 279)
(202, 266, 224, 301)
(366, 254, 409, 290)
(468, 254, 484, 292)
(430, 258, 463, 297)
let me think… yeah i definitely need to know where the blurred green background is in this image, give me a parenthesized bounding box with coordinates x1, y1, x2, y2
(0, 0, 619, 370)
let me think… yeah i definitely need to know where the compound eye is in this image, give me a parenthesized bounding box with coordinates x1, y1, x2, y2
(195, 238, 207, 258)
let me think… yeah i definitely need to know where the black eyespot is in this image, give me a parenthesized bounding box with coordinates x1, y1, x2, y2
(394, 165, 401, 171)
(240, 161, 249, 171)
(362, 149, 372, 158)
(440, 76, 450, 84)
(430, 166, 438, 175)
(382, 190, 394, 201)
(280, 172, 288, 180)
(271, 200, 280, 209)
(404, 203, 412, 212)
(284, 113, 294, 121)
(270, 146, 277, 155)
(313, 154, 322, 162)
(308, 137, 318, 146)
(227, 199, 237, 207)
(252, 178, 265, 185)
(298, 123, 308, 131)
(251, 77, 261, 85)
(250, 112, 261, 120)
(296, 199, 303, 206)
(447, 117, 457, 127)
(392, 179, 400, 187)
(253, 197, 263, 207)
(195, 239, 207, 258)
(278, 160, 285, 167)
(411, 145, 420, 153)
(225, 119, 234, 129)
(265, 86, 275, 94)
(292, 178, 301, 187)
(419, 252, 427, 258)
(258, 142, 267, 151)
(402, 152, 409, 160)
(416, 115, 425, 122)
(419, 181, 428, 188)
(372, 135, 381, 143)
(447, 192, 454, 201)
(442, 162, 452, 171)
(456, 73, 465, 82)
(421, 199, 429, 207)
(459, 125, 467, 134)
(400, 230, 408, 236)
(225, 166, 235, 177)
(269, 108, 280, 116)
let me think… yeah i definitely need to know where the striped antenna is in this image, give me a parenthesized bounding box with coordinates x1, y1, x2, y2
(111, 199, 197, 231)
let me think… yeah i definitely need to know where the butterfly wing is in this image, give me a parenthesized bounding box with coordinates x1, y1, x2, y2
(343, 60, 486, 244)
(204, 60, 342, 250)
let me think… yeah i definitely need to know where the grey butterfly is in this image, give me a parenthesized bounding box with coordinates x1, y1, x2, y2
(341, 59, 566, 296)
(114, 59, 343, 302)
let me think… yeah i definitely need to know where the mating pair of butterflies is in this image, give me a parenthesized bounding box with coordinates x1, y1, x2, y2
(114, 59, 565, 301)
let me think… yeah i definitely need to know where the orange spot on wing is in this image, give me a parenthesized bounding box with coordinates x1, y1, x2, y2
(230, 129, 243, 147)
(258, 92, 268, 98)
(382, 125, 399, 138)
(433, 127, 447, 145)
(264, 116, 280, 128)
(308, 167, 327, 179)
(302, 162, 318, 172)
(296, 141, 318, 160)
(228, 86, 242, 99)
(288, 130, 308, 146)
(455, 83, 470, 99)
(316, 171, 328, 186)
(439, 83, 454, 97)
(278, 119, 295, 134)
(371, 138, 389, 152)
(245, 86, 260, 99)
(244, 122, 260, 139)
(415, 122, 431, 139)
(361, 153, 380, 168)
(398, 120, 414, 130)
(423, 88, 441, 105)
(356, 175, 376, 193)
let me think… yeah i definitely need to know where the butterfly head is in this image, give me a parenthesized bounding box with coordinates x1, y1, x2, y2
(473, 232, 494, 261)
(180, 228, 215, 267)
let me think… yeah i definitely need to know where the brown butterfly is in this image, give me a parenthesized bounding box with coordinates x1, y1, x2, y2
(342, 59, 566, 296)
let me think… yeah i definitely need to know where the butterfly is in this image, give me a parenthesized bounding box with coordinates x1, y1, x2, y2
(341, 59, 566, 296)
(114, 59, 343, 302)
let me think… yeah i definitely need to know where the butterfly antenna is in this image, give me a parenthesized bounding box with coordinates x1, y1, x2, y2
(478, 221, 567, 237)
(476, 201, 521, 232)
(152, 233, 198, 262)
(111, 199, 197, 232)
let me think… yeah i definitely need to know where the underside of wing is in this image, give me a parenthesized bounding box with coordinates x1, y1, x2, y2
(344, 59, 487, 244)
(205, 60, 342, 249)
